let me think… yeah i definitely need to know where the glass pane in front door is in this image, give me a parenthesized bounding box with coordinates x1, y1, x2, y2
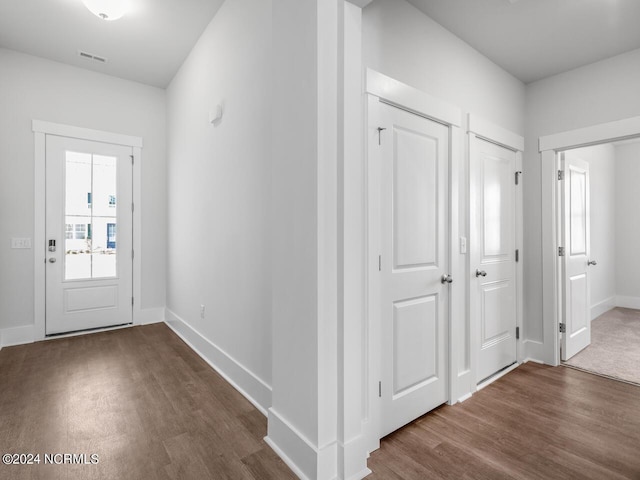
(64, 151, 118, 280)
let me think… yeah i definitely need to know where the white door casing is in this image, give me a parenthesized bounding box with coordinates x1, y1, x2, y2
(561, 154, 591, 360)
(470, 137, 518, 382)
(537, 117, 640, 367)
(379, 102, 449, 437)
(45, 135, 133, 335)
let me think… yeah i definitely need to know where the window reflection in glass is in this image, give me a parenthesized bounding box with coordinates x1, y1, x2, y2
(64, 152, 117, 280)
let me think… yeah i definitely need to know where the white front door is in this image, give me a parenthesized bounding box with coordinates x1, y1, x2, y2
(470, 137, 517, 383)
(45, 135, 133, 335)
(561, 155, 591, 360)
(379, 103, 449, 437)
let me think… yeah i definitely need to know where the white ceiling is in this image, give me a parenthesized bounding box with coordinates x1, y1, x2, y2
(0, 0, 224, 88)
(405, 0, 640, 84)
(2, 0, 640, 88)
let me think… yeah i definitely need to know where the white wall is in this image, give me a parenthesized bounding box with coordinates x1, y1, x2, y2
(564, 144, 617, 318)
(165, 0, 272, 397)
(362, 0, 525, 133)
(0, 48, 166, 334)
(615, 142, 640, 308)
(524, 47, 640, 347)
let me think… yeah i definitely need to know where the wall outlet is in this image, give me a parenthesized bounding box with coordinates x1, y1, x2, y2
(200, 304, 205, 319)
(11, 238, 32, 249)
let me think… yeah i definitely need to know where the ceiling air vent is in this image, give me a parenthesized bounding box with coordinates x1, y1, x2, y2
(78, 50, 108, 63)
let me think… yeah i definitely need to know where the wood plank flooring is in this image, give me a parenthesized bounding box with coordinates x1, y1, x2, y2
(368, 362, 640, 480)
(2, 325, 639, 479)
(0, 324, 296, 480)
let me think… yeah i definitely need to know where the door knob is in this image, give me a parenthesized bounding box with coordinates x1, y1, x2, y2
(475, 269, 487, 277)
(48, 258, 57, 263)
(587, 260, 597, 266)
(441, 274, 453, 284)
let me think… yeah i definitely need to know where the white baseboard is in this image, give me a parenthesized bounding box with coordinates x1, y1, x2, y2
(522, 339, 554, 366)
(136, 307, 165, 325)
(616, 296, 640, 310)
(523, 357, 546, 365)
(264, 433, 311, 480)
(265, 408, 321, 480)
(337, 435, 372, 480)
(449, 369, 473, 406)
(457, 392, 473, 403)
(591, 296, 615, 320)
(0, 307, 165, 348)
(266, 408, 359, 480)
(163, 308, 271, 416)
(0, 324, 35, 348)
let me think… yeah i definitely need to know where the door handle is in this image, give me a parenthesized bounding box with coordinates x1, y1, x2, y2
(441, 274, 453, 284)
(475, 269, 487, 277)
(587, 260, 597, 266)
(48, 258, 57, 263)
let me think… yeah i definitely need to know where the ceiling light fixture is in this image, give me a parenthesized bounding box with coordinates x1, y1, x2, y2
(82, 0, 129, 21)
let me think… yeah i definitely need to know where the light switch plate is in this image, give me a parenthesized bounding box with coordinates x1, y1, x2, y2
(459, 236, 467, 254)
(11, 238, 32, 249)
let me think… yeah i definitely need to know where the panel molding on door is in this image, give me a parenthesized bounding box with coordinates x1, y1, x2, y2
(561, 155, 591, 360)
(45, 135, 133, 335)
(379, 102, 449, 437)
(470, 136, 518, 384)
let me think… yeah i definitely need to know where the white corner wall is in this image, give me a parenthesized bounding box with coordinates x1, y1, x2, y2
(615, 142, 640, 309)
(524, 48, 640, 361)
(564, 144, 617, 319)
(0, 48, 166, 343)
(165, 0, 273, 410)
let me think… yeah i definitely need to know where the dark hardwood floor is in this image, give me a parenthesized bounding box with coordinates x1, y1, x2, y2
(0, 323, 296, 480)
(2, 325, 639, 479)
(368, 362, 640, 480)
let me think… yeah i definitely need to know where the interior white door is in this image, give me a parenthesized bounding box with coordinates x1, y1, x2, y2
(45, 135, 133, 335)
(379, 102, 449, 437)
(561, 155, 591, 360)
(470, 137, 517, 383)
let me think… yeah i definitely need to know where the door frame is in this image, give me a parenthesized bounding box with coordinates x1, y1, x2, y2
(33, 120, 143, 341)
(364, 69, 463, 448)
(467, 114, 525, 386)
(537, 115, 640, 366)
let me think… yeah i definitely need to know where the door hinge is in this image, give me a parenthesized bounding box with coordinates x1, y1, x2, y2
(377, 127, 386, 145)
(132, 297, 134, 306)
(378, 381, 382, 398)
(515, 171, 522, 185)
(378, 255, 381, 272)
(131, 203, 135, 213)
(558, 246, 565, 257)
(558, 170, 565, 181)
(559, 323, 566, 333)
(132, 250, 134, 260)
(516, 326, 520, 340)
(515, 249, 519, 262)
(130, 154, 134, 165)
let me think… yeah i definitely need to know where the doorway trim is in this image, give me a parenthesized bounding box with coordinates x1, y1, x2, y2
(32, 120, 143, 341)
(467, 114, 525, 386)
(538, 115, 640, 366)
(364, 69, 464, 449)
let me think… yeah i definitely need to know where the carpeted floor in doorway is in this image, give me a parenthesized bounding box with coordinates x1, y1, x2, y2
(564, 307, 640, 385)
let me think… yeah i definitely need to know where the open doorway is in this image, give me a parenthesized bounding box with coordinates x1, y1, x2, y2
(559, 139, 640, 385)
